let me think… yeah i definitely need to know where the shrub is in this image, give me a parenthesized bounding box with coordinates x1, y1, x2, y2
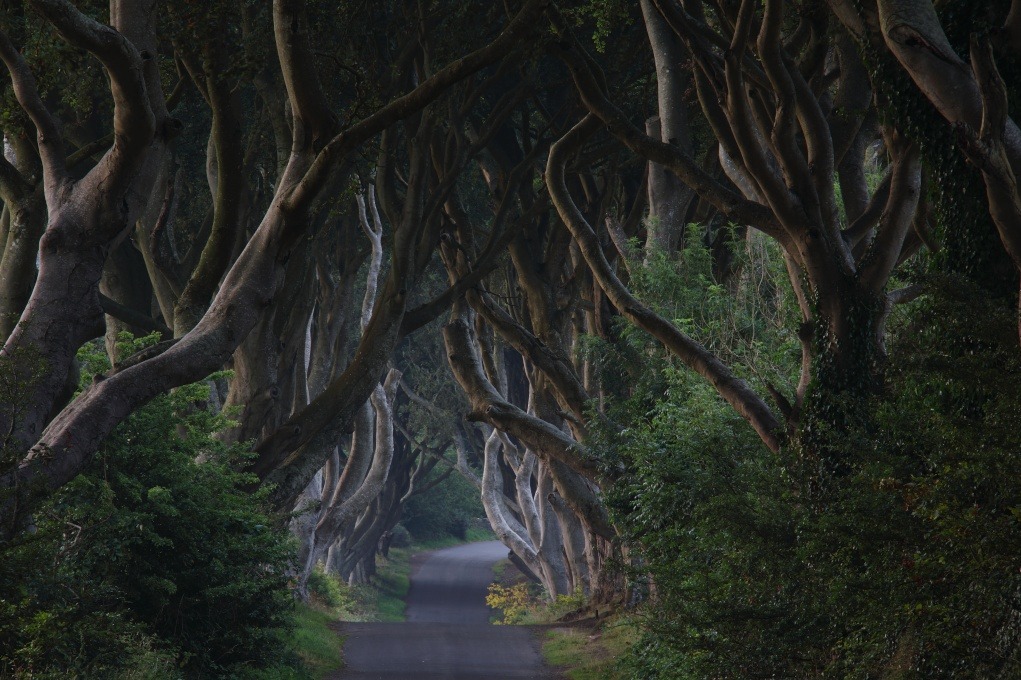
(486, 583, 587, 625)
(305, 565, 355, 614)
(388, 524, 411, 548)
(0, 339, 295, 678)
(486, 583, 534, 624)
(601, 276, 1021, 678)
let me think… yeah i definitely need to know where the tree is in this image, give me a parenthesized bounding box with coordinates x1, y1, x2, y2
(0, 0, 551, 533)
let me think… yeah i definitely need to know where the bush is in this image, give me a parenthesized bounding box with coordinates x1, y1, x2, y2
(305, 566, 355, 614)
(602, 277, 1021, 678)
(0, 339, 296, 678)
(388, 524, 411, 548)
(486, 583, 535, 624)
(486, 583, 587, 625)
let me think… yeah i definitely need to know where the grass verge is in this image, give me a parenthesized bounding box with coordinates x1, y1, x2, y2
(290, 604, 345, 676)
(242, 604, 344, 679)
(542, 616, 637, 680)
(349, 548, 413, 622)
(484, 555, 637, 676)
(253, 527, 500, 677)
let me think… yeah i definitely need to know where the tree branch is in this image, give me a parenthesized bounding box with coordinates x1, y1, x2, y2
(289, 0, 550, 214)
(0, 27, 67, 198)
(33, 0, 156, 184)
(546, 115, 784, 452)
(443, 316, 601, 479)
(547, 15, 782, 239)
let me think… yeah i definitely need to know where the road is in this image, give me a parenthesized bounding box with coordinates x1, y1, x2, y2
(331, 540, 552, 680)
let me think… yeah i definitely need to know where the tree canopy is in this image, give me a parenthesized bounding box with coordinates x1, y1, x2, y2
(2, 0, 1021, 676)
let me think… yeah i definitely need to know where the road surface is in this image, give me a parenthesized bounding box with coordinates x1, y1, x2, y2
(331, 540, 552, 679)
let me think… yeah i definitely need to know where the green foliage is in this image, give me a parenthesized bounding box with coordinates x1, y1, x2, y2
(634, 237, 800, 377)
(305, 565, 356, 616)
(245, 604, 344, 680)
(348, 546, 413, 622)
(600, 368, 809, 678)
(401, 468, 484, 541)
(0, 1, 110, 138)
(0, 340, 296, 678)
(866, 277, 1021, 677)
(0, 337, 46, 478)
(487, 583, 586, 625)
(601, 276, 1021, 678)
(542, 619, 637, 680)
(563, 0, 632, 53)
(581, 237, 801, 416)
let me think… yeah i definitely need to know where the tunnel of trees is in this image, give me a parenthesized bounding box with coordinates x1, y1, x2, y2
(2, 0, 1021, 677)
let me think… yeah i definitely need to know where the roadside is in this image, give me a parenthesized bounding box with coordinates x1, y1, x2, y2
(281, 527, 497, 678)
(344, 526, 497, 622)
(541, 617, 637, 680)
(331, 540, 550, 679)
(486, 559, 636, 680)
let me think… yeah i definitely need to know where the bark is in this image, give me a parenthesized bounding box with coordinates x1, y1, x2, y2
(173, 36, 248, 335)
(256, 125, 433, 507)
(134, 165, 183, 329)
(874, 0, 1021, 171)
(294, 210, 391, 588)
(101, 240, 157, 362)
(548, 486, 591, 594)
(547, 11, 781, 238)
(553, 1, 930, 437)
(443, 316, 601, 479)
(470, 289, 591, 426)
(0, 0, 172, 459)
(534, 464, 572, 597)
(640, 0, 697, 256)
(299, 371, 400, 592)
(0, 172, 43, 342)
(955, 36, 1021, 290)
(479, 429, 543, 580)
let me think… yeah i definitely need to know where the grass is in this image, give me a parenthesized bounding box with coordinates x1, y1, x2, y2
(542, 616, 638, 680)
(354, 547, 412, 622)
(242, 604, 344, 679)
(415, 526, 496, 550)
(290, 604, 345, 675)
(491, 557, 511, 581)
(481, 540, 639, 676)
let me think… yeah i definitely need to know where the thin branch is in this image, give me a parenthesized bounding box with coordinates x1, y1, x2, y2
(0, 27, 67, 197)
(546, 115, 784, 452)
(33, 0, 156, 175)
(859, 138, 921, 293)
(289, 0, 550, 214)
(547, 15, 782, 239)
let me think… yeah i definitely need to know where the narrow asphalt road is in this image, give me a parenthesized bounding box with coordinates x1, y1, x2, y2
(331, 541, 552, 679)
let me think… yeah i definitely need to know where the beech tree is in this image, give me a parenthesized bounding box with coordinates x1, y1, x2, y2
(1, 3, 1020, 658)
(0, 0, 550, 534)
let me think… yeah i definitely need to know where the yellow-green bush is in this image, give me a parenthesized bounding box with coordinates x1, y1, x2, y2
(486, 583, 533, 624)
